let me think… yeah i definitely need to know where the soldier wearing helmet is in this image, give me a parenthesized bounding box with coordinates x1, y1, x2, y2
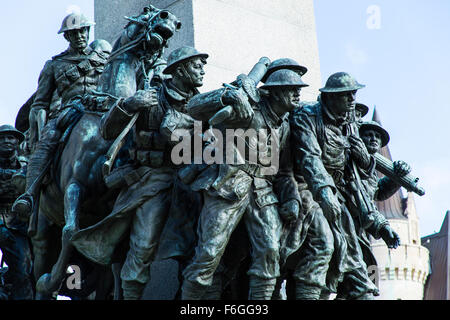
(0, 125, 33, 300)
(355, 102, 369, 123)
(12, 13, 111, 219)
(359, 120, 411, 208)
(261, 57, 308, 83)
(289, 72, 381, 300)
(178, 67, 306, 300)
(72, 46, 209, 300)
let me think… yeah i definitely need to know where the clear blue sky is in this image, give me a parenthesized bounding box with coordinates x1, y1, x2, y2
(0, 1, 448, 237)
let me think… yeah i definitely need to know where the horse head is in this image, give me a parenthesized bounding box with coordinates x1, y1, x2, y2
(112, 5, 181, 63)
(99, 6, 181, 97)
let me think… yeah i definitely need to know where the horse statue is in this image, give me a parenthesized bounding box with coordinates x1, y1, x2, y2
(32, 5, 181, 299)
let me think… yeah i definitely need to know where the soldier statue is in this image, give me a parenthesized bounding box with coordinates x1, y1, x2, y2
(12, 13, 112, 219)
(71, 46, 209, 300)
(355, 102, 369, 124)
(358, 120, 407, 244)
(180, 67, 306, 300)
(0, 125, 33, 300)
(290, 72, 381, 299)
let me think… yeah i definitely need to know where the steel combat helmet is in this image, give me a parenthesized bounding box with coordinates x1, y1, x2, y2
(359, 120, 390, 147)
(58, 13, 96, 34)
(0, 125, 25, 143)
(163, 46, 208, 75)
(261, 58, 308, 83)
(319, 72, 365, 93)
(259, 69, 309, 89)
(356, 102, 369, 118)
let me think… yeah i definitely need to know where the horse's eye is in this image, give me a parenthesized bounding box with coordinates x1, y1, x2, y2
(159, 11, 168, 19)
(176, 22, 182, 30)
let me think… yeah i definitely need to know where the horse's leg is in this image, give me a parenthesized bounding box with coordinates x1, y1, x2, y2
(36, 181, 83, 297)
(32, 212, 59, 300)
(62, 181, 82, 239)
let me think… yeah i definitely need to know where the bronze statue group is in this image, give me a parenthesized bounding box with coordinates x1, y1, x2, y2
(0, 6, 417, 300)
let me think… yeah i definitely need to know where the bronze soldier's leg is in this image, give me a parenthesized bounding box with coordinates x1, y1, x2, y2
(0, 224, 34, 300)
(120, 189, 172, 300)
(31, 212, 58, 288)
(244, 200, 282, 300)
(335, 206, 378, 300)
(12, 118, 61, 217)
(291, 209, 334, 300)
(181, 191, 249, 300)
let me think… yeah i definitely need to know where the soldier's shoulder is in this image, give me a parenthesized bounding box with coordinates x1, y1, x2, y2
(291, 101, 320, 119)
(51, 49, 72, 61)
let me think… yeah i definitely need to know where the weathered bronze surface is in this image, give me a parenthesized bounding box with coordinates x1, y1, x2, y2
(1, 5, 425, 301)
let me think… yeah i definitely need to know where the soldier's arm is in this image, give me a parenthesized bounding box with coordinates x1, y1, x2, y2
(365, 209, 390, 239)
(273, 125, 301, 207)
(290, 109, 336, 202)
(100, 98, 134, 140)
(374, 176, 400, 201)
(31, 60, 56, 112)
(100, 89, 159, 140)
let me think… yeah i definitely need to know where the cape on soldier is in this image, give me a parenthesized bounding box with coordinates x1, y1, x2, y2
(71, 46, 209, 300)
(12, 13, 112, 219)
(0, 125, 33, 300)
(180, 68, 307, 300)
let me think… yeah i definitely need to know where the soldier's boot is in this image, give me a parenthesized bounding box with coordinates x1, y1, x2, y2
(181, 280, 208, 300)
(319, 289, 331, 300)
(355, 292, 374, 300)
(203, 273, 222, 300)
(11, 194, 34, 221)
(248, 276, 276, 300)
(295, 282, 321, 300)
(121, 280, 145, 300)
(12, 127, 60, 219)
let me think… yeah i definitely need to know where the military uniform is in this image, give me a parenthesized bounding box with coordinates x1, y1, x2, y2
(353, 122, 401, 279)
(290, 93, 379, 299)
(180, 71, 303, 299)
(13, 13, 111, 219)
(276, 149, 335, 300)
(0, 126, 33, 300)
(71, 78, 200, 298)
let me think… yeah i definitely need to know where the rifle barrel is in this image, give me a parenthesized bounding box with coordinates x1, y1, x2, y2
(374, 153, 425, 196)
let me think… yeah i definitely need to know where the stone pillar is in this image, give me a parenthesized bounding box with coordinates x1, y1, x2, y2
(94, 0, 321, 100)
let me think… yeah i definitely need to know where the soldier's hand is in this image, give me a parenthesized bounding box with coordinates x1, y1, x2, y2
(0, 168, 16, 179)
(348, 134, 371, 169)
(279, 199, 300, 223)
(122, 89, 158, 113)
(318, 187, 341, 222)
(223, 88, 254, 121)
(393, 160, 411, 177)
(380, 225, 400, 249)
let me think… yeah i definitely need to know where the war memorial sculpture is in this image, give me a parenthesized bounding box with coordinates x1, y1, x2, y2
(0, 4, 426, 301)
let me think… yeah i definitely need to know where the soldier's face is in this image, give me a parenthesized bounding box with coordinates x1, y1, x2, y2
(183, 58, 206, 87)
(328, 90, 357, 114)
(361, 129, 382, 154)
(270, 86, 302, 114)
(281, 86, 302, 111)
(0, 134, 19, 156)
(65, 27, 89, 50)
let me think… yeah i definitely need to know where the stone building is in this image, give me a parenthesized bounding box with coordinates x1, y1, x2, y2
(369, 109, 430, 300)
(422, 211, 450, 300)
